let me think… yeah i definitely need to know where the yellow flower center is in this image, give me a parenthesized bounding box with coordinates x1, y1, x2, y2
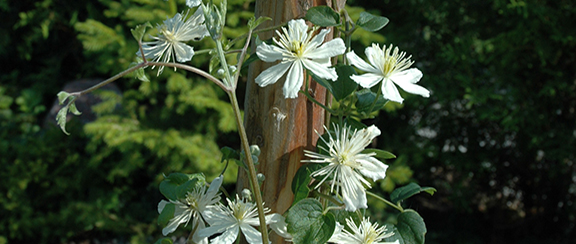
(290, 40, 304, 57)
(162, 27, 177, 43)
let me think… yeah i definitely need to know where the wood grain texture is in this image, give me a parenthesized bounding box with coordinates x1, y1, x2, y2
(236, 0, 345, 242)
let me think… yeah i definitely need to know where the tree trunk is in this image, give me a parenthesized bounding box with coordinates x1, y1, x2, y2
(237, 0, 345, 242)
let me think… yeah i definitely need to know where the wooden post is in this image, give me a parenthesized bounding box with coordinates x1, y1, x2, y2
(237, 0, 345, 242)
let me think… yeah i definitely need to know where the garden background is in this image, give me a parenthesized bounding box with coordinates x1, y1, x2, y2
(1, 0, 575, 243)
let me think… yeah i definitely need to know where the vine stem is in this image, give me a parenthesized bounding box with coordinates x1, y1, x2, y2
(366, 191, 404, 212)
(228, 91, 269, 244)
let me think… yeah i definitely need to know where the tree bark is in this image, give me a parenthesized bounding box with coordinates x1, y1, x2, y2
(237, 0, 345, 242)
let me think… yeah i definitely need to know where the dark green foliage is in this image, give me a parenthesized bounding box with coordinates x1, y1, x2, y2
(348, 0, 576, 243)
(1, 0, 254, 243)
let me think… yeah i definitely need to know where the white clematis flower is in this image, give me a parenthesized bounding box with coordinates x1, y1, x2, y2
(139, 8, 209, 75)
(329, 217, 399, 244)
(346, 43, 430, 104)
(186, 0, 202, 7)
(303, 124, 389, 211)
(198, 195, 276, 244)
(157, 175, 223, 244)
(255, 19, 346, 99)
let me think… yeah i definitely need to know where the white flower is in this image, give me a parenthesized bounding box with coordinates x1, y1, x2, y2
(256, 19, 346, 99)
(346, 43, 429, 103)
(198, 195, 275, 244)
(139, 8, 209, 74)
(186, 0, 202, 7)
(329, 217, 399, 244)
(157, 175, 223, 243)
(303, 124, 389, 211)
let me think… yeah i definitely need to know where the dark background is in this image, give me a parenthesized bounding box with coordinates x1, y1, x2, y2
(1, 0, 574, 243)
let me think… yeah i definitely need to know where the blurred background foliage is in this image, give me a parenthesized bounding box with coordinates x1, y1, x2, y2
(0, 0, 574, 243)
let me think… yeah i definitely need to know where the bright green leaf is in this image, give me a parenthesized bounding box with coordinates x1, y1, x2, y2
(69, 102, 81, 115)
(306, 6, 341, 27)
(362, 148, 396, 160)
(248, 16, 272, 30)
(57, 91, 71, 105)
(356, 12, 389, 32)
(286, 199, 336, 244)
(332, 65, 358, 101)
(130, 22, 152, 42)
(396, 209, 426, 244)
(390, 183, 436, 204)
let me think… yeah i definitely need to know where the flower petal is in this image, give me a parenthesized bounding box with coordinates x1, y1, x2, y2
(256, 42, 287, 62)
(158, 200, 169, 214)
(162, 207, 192, 236)
(350, 73, 383, 88)
(390, 68, 430, 97)
(306, 38, 346, 60)
(186, 0, 202, 7)
(209, 226, 239, 244)
(381, 78, 404, 103)
(174, 42, 195, 62)
(306, 29, 330, 51)
(365, 44, 384, 71)
(255, 62, 291, 87)
(302, 59, 337, 81)
(284, 61, 304, 98)
(357, 157, 388, 181)
(191, 218, 209, 244)
(206, 175, 223, 199)
(287, 19, 308, 43)
(346, 51, 380, 74)
(268, 214, 292, 240)
(241, 224, 265, 244)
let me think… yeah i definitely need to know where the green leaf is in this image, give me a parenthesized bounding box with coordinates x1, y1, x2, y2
(343, 117, 367, 130)
(286, 199, 336, 244)
(56, 105, 70, 135)
(153, 238, 174, 244)
(159, 173, 205, 201)
(69, 102, 81, 115)
(220, 146, 239, 163)
(131, 22, 152, 42)
(241, 53, 260, 71)
(331, 65, 358, 101)
(396, 209, 426, 244)
(57, 91, 71, 105)
(248, 16, 272, 30)
(356, 12, 389, 32)
(362, 148, 396, 160)
(157, 202, 175, 227)
(355, 89, 387, 114)
(55, 92, 81, 135)
(291, 164, 324, 205)
(309, 70, 334, 95)
(306, 6, 341, 27)
(390, 183, 436, 204)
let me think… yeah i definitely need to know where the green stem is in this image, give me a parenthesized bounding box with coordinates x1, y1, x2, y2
(228, 91, 269, 244)
(364, 87, 382, 118)
(233, 28, 253, 88)
(366, 191, 404, 212)
(72, 63, 147, 96)
(216, 40, 235, 89)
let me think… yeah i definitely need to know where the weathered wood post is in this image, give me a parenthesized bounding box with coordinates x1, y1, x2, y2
(236, 0, 345, 242)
